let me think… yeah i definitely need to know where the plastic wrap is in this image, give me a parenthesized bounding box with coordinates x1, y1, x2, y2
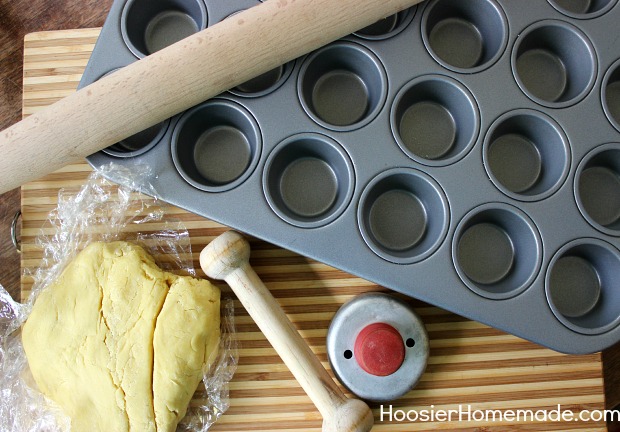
(0, 164, 238, 432)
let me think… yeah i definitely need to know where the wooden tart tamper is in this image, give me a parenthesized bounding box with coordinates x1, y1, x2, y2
(200, 230, 374, 432)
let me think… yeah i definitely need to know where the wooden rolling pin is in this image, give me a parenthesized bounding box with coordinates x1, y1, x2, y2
(200, 231, 374, 432)
(0, 0, 422, 194)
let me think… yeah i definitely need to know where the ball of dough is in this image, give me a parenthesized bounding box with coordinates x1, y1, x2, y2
(22, 241, 220, 432)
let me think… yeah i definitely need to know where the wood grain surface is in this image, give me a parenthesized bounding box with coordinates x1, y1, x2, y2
(18, 28, 616, 431)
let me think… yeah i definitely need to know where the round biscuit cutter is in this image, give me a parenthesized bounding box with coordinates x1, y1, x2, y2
(327, 293, 429, 402)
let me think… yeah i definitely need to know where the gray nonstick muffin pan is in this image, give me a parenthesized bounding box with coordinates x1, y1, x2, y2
(80, 0, 620, 354)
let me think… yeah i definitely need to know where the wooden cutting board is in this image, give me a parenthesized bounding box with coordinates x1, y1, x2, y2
(20, 29, 607, 431)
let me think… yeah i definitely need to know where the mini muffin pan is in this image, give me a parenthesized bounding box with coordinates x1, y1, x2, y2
(81, 0, 620, 354)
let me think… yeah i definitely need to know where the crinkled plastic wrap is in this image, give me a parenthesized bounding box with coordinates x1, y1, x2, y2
(0, 164, 238, 432)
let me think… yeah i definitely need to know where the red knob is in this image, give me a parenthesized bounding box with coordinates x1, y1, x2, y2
(354, 322, 405, 376)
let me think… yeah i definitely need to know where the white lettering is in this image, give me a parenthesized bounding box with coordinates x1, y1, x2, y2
(472, 410, 485, 422)
(379, 405, 392, 422)
(589, 409, 603, 422)
(534, 409, 547, 421)
(393, 409, 406, 422)
(562, 409, 574, 422)
(459, 404, 471, 422)
(448, 409, 459, 422)
(407, 409, 418, 422)
(517, 409, 535, 422)
(375, 404, 612, 424)
(607, 409, 620, 422)
(548, 405, 561, 422)
(486, 410, 502, 422)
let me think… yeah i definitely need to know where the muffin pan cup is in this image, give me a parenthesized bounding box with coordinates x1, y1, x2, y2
(548, 0, 618, 19)
(121, 0, 208, 58)
(263, 133, 355, 228)
(171, 99, 262, 192)
(575, 143, 620, 235)
(421, 0, 509, 73)
(391, 74, 480, 166)
(297, 41, 388, 131)
(82, 0, 620, 354)
(602, 59, 620, 132)
(358, 168, 449, 264)
(546, 238, 620, 335)
(483, 109, 570, 201)
(354, 6, 417, 40)
(511, 20, 597, 108)
(453, 203, 543, 299)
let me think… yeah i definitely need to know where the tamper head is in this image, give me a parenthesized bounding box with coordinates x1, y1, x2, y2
(200, 230, 251, 280)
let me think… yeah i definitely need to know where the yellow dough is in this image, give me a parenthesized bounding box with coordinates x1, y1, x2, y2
(21, 241, 220, 432)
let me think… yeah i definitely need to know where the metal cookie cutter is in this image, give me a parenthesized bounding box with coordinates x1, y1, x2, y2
(327, 292, 429, 402)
